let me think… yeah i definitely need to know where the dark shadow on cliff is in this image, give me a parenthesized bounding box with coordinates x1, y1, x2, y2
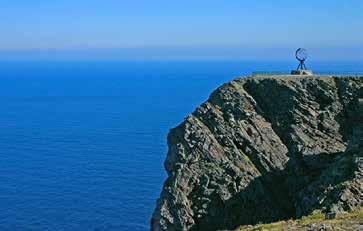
(191, 150, 358, 231)
(334, 81, 363, 143)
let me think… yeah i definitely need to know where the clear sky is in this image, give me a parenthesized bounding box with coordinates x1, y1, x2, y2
(1, 0, 363, 60)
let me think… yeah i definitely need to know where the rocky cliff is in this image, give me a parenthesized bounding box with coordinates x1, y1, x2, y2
(151, 75, 363, 231)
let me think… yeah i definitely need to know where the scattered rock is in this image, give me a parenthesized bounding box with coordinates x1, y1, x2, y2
(324, 212, 336, 220)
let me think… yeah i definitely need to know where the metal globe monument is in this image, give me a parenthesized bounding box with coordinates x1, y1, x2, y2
(291, 48, 313, 75)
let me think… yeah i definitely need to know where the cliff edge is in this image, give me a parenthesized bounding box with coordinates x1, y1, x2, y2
(151, 75, 363, 231)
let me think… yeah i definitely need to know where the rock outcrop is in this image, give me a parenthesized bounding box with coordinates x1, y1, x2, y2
(151, 75, 363, 231)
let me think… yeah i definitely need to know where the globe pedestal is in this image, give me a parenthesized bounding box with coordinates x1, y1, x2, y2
(291, 70, 313, 76)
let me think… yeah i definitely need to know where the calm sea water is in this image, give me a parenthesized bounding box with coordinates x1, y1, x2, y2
(0, 61, 361, 231)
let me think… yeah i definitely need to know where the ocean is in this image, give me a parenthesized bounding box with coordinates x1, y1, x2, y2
(0, 61, 362, 230)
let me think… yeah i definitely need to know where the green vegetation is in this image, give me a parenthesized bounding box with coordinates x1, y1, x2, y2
(237, 207, 363, 231)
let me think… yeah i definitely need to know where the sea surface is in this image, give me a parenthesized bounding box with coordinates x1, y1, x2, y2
(0, 61, 362, 230)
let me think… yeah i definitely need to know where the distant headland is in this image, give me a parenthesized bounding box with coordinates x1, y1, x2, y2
(151, 74, 362, 230)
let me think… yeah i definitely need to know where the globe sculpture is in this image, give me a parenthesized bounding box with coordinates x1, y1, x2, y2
(296, 48, 308, 70)
(291, 48, 313, 75)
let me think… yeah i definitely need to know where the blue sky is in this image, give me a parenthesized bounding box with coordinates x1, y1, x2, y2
(1, 0, 363, 60)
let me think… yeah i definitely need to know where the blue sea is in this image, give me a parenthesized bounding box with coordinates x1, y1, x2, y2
(0, 61, 362, 230)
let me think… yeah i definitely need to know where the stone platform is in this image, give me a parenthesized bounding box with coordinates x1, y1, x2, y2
(291, 70, 313, 75)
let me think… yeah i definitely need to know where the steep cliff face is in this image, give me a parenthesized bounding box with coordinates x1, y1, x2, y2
(151, 76, 363, 231)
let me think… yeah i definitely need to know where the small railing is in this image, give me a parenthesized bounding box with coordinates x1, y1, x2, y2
(251, 71, 289, 77)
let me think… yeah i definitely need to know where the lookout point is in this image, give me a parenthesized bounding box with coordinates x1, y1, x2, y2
(252, 48, 316, 78)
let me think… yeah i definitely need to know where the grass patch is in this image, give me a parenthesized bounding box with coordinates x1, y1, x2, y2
(237, 207, 363, 231)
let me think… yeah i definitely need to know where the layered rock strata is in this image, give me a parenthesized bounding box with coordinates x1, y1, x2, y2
(151, 76, 363, 231)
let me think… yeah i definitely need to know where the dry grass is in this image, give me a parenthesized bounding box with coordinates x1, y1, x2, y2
(236, 207, 363, 231)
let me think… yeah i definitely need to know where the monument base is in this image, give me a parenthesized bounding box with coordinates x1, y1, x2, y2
(291, 70, 313, 76)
